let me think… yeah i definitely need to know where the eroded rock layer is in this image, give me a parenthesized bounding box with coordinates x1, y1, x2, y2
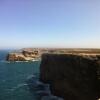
(6, 50, 40, 61)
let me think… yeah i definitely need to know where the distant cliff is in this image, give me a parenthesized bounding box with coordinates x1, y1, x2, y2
(40, 54, 100, 100)
(6, 50, 40, 61)
(6, 48, 100, 61)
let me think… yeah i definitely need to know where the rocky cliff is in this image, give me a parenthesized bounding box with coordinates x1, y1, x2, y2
(6, 50, 40, 61)
(40, 54, 100, 100)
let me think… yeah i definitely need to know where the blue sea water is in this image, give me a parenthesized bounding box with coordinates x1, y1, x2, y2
(0, 50, 64, 100)
(0, 50, 40, 100)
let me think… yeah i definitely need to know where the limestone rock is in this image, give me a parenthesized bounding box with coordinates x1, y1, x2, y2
(6, 53, 27, 61)
(6, 50, 40, 61)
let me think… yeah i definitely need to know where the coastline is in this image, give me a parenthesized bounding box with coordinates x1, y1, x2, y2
(6, 48, 100, 62)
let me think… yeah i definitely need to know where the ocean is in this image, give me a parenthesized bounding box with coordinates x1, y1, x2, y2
(0, 50, 40, 100)
(0, 50, 64, 100)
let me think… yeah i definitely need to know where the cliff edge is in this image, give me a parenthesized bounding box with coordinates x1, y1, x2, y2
(40, 54, 100, 100)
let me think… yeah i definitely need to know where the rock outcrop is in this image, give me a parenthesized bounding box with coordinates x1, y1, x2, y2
(40, 54, 100, 100)
(6, 50, 40, 61)
(22, 50, 39, 57)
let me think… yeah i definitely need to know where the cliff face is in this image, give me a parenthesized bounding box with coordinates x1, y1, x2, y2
(6, 50, 40, 61)
(40, 54, 100, 100)
(22, 50, 39, 57)
(6, 53, 27, 61)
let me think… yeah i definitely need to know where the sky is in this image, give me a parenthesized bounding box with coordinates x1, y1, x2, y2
(0, 0, 100, 49)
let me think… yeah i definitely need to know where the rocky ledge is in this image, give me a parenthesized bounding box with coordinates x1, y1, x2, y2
(40, 53, 100, 100)
(6, 50, 40, 61)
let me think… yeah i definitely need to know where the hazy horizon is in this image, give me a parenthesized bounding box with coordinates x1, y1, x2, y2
(0, 0, 100, 49)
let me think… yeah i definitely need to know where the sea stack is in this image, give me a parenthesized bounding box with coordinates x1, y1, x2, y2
(40, 54, 100, 100)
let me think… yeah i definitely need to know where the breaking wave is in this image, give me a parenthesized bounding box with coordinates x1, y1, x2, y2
(26, 75, 64, 100)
